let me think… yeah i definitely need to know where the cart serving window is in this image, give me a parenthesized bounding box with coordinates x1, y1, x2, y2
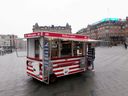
(51, 40, 84, 58)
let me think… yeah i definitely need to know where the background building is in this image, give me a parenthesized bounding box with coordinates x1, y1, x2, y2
(0, 34, 26, 54)
(32, 23, 72, 34)
(0, 35, 17, 50)
(0, 35, 17, 54)
(77, 17, 128, 46)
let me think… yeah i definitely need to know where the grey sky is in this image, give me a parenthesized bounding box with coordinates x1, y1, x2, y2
(0, 0, 128, 37)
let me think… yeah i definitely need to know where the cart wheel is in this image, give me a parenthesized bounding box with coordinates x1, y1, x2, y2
(50, 74, 57, 83)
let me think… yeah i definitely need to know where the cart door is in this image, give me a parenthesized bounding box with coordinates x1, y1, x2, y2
(33, 39, 40, 75)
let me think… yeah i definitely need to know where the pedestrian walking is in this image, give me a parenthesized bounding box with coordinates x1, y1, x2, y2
(124, 42, 127, 49)
(87, 43, 95, 71)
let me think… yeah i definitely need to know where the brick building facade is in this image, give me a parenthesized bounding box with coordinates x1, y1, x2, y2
(77, 17, 128, 46)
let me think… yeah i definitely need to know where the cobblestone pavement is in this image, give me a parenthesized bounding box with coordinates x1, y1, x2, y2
(0, 46, 128, 96)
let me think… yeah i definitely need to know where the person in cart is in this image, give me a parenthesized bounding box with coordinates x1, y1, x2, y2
(87, 43, 95, 71)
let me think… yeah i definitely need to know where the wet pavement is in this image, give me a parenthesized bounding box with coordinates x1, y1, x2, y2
(0, 46, 128, 96)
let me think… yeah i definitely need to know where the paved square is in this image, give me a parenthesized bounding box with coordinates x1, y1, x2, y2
(0, 46, 128, 96)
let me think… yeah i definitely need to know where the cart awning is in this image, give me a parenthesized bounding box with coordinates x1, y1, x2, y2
(86, 39, 103, 42)
(45, 37, 102, 42)
(24, 32, 101, 42)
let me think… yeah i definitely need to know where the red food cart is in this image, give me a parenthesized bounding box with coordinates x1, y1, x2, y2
(24, 31, 96, 84)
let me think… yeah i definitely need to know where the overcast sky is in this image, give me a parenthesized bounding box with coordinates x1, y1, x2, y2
(0, 0, 128, 37)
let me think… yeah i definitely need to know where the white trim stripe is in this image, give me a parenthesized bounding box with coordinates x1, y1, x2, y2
(69, 68, 80, 72)
(53, 65, 79, 71)
(52, 59, 66, 63)
(27, 59, 42, 63)
(67, 58, 81, 61)
(27, 66, 33, 70)
(51, 57, 81, 63)
(54, 71, 64, 75)
(53, 61, 79, 66)
(27, 70, 43, 78)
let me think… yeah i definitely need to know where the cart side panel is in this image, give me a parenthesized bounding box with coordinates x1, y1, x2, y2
(51, 56, 86, 77)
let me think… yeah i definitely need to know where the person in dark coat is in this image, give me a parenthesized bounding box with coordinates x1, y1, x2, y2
(87, 43, 95, 71)
(124, 42, 127, 49)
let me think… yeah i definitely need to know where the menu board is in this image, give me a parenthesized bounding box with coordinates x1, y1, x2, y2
(43, 38, 49, 79)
